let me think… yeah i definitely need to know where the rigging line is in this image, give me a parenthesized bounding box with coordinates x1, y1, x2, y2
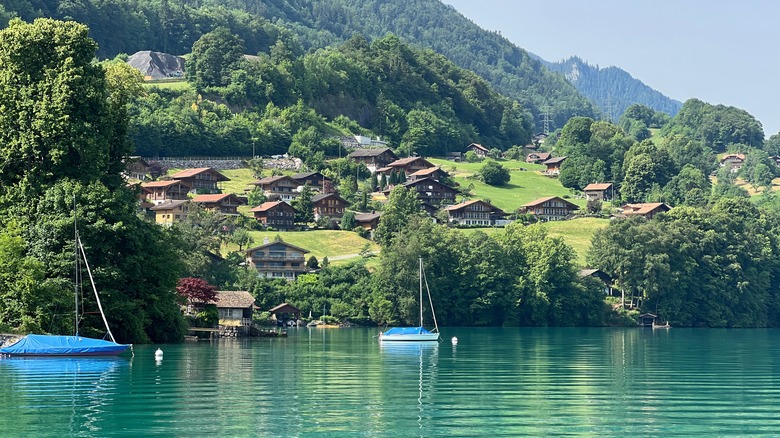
(422, 262, 439, 333)
(77, 236, 116, 343)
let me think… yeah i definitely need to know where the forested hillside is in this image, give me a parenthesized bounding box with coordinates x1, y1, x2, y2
(0, 0, 596, 131)
(540, 56, 683, 120)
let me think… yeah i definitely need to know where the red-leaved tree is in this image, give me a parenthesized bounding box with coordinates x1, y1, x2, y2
(176, 277, 218, 307)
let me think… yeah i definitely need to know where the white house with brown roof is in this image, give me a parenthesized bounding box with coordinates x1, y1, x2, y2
(444, 200, 505, 226)
(583, 183, 614, 202)
(169, 167, 230, 193)
(720, 153, 746, 173)
(621, 203, 671, 220)
(519, 196, 579, 221)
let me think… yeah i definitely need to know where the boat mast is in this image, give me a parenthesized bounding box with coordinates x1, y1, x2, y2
(419, 257, 424, 328)
(74, 196, 79, 337)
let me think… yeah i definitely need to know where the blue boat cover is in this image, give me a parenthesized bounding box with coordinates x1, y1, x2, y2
(382, 327, 432, 336)
(0, 335, 130, 356)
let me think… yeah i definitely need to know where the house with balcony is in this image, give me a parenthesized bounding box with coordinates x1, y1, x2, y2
(526, 152, 551, 164)
(408, 167, 449, 182)
(542, 157, 567, 175)
(251, 175, 300, 202)
(246, 239, 310, 280)
(383, 178, 457, 207)
(385, 156, 436, 177)
(123, 156, 152, 181)
(169, 167, 230, 193)
(249, 201, 296, 231)
(191, 193, 245, 215)
(444, 199, 505, 226)
(519, 196, 579, 221)
(583, 183, 614, 202)
(291, 171, 333, 193)
(312, 193, 349, 221)
(719, 153, 746, 173)
(149, 199, 189, 225)
(348, 148, 398, 173)
(141, 180, 191, 205)
(467, 143, 489, 157)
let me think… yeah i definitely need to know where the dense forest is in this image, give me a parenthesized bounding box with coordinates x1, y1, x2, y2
(0, 0, 596, 130)
(540, 56, 683, 121)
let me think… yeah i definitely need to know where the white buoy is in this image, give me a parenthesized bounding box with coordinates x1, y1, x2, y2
(155, 348, 163, 360)
(451, 337, 458, 345)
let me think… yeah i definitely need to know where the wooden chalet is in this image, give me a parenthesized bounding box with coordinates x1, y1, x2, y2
(583, 183, 614, 202)
(520, 196, 579, 221)
(384, 178, 458, 207)
(291, 171, 333, 193)
(149, 199, 189, 225)
(191, 193, 245, 215)
(348, 148, 398, 173)
(408, 167, 448, 182)
(312, 193, 348, 221)
(541, 156, 567, 175)
(467, 143, 489, 157)
(249, 201, 296, 231)
(141, 180, 191, 205)
(720, 153, 746, 173)
(246, 239, 310, 281)
(251, 175, 300, 202)
(386, 156, 436, 176)
(124, 156, 152, 180)
(526, 152, 551, 164)
(169, 167, 230, 193)
(214, 291, 256, 332)
(621, 203, 670, 220)
(354, 212, 381, 231)
(444, 199, 505, 226)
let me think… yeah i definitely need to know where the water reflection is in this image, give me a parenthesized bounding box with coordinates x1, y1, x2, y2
(380, 342, 439, 436)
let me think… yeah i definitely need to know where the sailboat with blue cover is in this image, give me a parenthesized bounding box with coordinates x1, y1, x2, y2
(379, 258, 440, 342)
(0, 207, 130, 356)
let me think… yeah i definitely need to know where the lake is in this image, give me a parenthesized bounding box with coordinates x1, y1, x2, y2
(1, 327, 779, 436)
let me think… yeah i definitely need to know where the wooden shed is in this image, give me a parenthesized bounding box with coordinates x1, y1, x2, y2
(269, 303, 301, 327)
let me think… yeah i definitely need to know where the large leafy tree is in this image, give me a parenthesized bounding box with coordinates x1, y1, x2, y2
(0, 19, 186, 343)
(187, 27, 246, 90)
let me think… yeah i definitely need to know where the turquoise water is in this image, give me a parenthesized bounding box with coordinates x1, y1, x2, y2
(1, 327, 780, 436)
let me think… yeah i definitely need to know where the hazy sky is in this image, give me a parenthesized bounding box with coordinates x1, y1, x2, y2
(445, 0, 780, 136)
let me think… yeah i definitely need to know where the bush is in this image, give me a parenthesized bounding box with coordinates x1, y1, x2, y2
(253, 311, 274, 326)
(479, 160, 510, 186)
(464, 150, 482, 163)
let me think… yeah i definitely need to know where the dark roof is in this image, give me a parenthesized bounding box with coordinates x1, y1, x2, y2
(348, 148, 395, 158)
(291, 171, 327, 180)
(387, 156, 433, 167)
(312, 193, 347, 203)
(622, 203, 670, 215)
(170, 167, 230, 181)
(149, 200, 188, 210)
(142, 180, 184, 188)
(269, 302, 301, 314)
(468, 143, 489, 152)
(245, 240, 310, 254)
(249, 201, 293, 212)
(354, 212, 381, 222)
(214, 291, 256, 309)
(192, 193, 244, 204)
(542, 157, 567, 165)
(252, 175, 298, 185)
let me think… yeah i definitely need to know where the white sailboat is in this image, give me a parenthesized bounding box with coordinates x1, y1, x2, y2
(379, 258, 440, 342)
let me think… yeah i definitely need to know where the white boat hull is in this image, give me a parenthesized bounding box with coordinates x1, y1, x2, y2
(379, 333, 440, 342)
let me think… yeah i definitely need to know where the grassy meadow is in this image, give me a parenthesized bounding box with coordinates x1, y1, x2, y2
(142, 80, 191, 91)
(428, 158, 583, 212)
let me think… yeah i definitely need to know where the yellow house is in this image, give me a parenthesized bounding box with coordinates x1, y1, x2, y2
(150, 200, 189, 225)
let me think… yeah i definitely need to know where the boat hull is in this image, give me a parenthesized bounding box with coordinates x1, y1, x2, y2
(0, 335, 131, 357)
(379, 333, 440, 342)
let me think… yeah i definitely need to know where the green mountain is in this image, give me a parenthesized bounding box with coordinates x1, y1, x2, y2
(539, 56, 683, 121)
(1, 0, 596, 132)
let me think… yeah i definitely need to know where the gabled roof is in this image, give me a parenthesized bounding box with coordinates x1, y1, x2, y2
(468, 143, 489, 152)
(584, 183, 613, 191)
(252, 175, 298, 185)
(246, 240, 310, 254)
(720, 153, 746, 161)
(387, 156, 433, 168)
(522, 196, 579, 209)
(542, 156, 567, 165)
(354, 212, 381, 222)
(291, 171, 329, 181)
(622, 203, 670, 215)
(312, 193, 347, 204)
(409, 167, 445, 177)
(170, 167, 229, 181)
(528, 152, 551, 160)
(402, 177, 455, 189)
(141, 180, 185, 188)
(348, 148, 396, 158)
(444, 199, 503, 213)
(268, 302, 301, 314)
(249, 201, 293, 212)
(214, 291, 256, 309)
(192, 193, 244, 204)
(149, 199, 188, 210)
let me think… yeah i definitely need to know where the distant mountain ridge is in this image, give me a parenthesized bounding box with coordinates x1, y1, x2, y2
(538, 56, 683, 120)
